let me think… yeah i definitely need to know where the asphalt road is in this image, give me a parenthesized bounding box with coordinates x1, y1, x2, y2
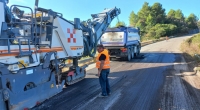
(32, 34, 200, 110)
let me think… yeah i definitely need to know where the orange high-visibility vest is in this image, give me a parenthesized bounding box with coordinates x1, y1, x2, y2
(96, 49, 110, 69)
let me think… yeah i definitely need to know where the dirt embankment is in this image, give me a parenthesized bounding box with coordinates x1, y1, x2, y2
(180, 34, 200, 70)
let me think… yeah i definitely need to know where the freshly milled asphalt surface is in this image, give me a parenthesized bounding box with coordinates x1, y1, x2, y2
(32, 34, 200, 110)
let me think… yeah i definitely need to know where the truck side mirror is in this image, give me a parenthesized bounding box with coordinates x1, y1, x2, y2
(74, 18, 81, 29)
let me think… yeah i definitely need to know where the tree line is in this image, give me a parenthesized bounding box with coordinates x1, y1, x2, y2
(114, 2, 199, 40)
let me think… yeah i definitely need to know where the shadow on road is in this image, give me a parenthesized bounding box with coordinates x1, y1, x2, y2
(110, 52, 188, 63)
(32, 50, 200, 110)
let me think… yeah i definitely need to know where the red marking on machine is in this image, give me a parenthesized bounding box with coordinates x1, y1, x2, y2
(68, 71, 75, 76)
(67, 28, 76, 43)
(36, 101, 40, 105)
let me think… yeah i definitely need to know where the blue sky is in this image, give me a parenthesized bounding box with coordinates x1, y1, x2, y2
(7, 0, 200, 27)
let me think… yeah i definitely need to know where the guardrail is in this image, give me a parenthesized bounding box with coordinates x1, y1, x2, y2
(140, 36, 174, 47)
(65, 57, 96, 65)
(65, 36, 175, 66)
(62, 57, 96, 72)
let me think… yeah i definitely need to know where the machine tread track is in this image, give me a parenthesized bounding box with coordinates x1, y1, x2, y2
(62, 70, 86, 86)
(66, 76, 85, 85)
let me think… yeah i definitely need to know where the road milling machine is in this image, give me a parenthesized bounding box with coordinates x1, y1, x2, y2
(0, 0, 121, 109)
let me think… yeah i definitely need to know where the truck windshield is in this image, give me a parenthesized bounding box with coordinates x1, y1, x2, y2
(101, 32, 124, 42)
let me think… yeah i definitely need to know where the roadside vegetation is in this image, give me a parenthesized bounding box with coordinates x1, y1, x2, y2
(181, 34, 200, 67)
(113, 2, 199, 42)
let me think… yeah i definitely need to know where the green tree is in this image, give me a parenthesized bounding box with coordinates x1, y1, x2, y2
(137, 2, 151, 32)
(129, 11, 138, 27)
(197, 21, 200, 30)
(115, 21, 126, 27)
(167, 9, 185, 33)
(186, 13, 198, 29)
(167, 9, 176, 18)
(198, 21, 200, 26)
(175, 9, 184, 21)
(166, 9, 176, 24)
(127, 2, 194, 40)
(146, 24, 177, 39)
(146, 29, 156, 38)
(151, 2, 166, 24)
(137, 2, 151, 20)
(175, 9, 186, 33)
(155, 24, 177, 36)
(168, 24, 177, 35)
(146, 14, 156, 27)
(155, 28, 166, 39)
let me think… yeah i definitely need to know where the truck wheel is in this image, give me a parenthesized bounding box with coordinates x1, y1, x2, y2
(110, 57, 113, 61)
(134, 46, 139, 57)
(131, 48, 134, 59)
(138, 49, 140, 55)
(126, 49, 131, 61)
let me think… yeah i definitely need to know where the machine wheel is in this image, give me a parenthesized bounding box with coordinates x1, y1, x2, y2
(65, 75, 72, 86)
(83, 69, 86, 77)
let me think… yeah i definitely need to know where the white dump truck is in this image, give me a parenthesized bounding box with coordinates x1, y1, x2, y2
(100, 26, 141, 61)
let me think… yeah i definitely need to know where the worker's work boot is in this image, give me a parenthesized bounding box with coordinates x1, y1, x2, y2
(98, 94, 108, 97)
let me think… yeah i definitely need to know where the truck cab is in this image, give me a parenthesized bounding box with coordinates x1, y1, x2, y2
(100, 26, 141, 61)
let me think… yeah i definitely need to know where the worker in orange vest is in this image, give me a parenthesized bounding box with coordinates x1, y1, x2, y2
(96, 44, 111, 97)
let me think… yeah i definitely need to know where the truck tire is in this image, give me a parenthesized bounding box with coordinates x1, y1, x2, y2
(134, 46, 140, 57)
(126, 49, 131, 61)
(110, 57, 113, 61)
(131, 47, 134, 59)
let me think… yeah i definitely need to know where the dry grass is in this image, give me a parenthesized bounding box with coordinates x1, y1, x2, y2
(181, 42, 200, 56)
(180, 34, 200, 67)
